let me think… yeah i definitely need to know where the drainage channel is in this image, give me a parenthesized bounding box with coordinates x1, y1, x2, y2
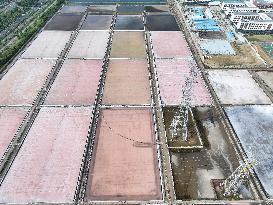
(0, 12, 88, 185)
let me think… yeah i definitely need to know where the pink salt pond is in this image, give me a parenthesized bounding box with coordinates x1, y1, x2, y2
(45, 59, 103, 105)
(156, 59, 213, 106)
(0, 107, 28, 159)
(150, 31, 192, 59)
(0, 59, 55, 105)
(86, 108, 161, 201)
(0, 107, 92, 203)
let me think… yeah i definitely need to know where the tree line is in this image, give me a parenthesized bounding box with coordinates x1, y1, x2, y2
(0, 0, 64, 68)
(0, 0, 38, 31)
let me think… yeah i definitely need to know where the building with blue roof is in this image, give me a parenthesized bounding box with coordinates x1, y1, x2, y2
(190, 8, 222, 31)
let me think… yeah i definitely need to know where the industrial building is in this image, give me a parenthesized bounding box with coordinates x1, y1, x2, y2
(220, 0, 273, 32)
(251, 0, 273, 8)
(224, 1, 259, 15)
(220, 0, 246, 11)
(190, 7, 222, 31)
(230, 12, 261, 23)
(233, 12, 273, 31)
(236, 18, 273, 31)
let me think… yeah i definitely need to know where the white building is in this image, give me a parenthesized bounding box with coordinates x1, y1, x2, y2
(220, 0, 246, 11)
(230, 12, 261, 22)
(224, 2, 259, 15)
(259, 12, 273, 19)
(220, 0, 273, 31)
(250, 0, 273, 8)
(259, 8, 273, 12)
(236, 13, 273, 31)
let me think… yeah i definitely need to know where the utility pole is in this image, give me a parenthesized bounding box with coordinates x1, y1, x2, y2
(221, 160, 256, 198)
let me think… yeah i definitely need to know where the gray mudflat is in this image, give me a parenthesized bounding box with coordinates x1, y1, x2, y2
(225, 105, 273, 198)
(144, 5, 169, 12)
(87, 5, 116, 14)
(81, 15, 112, 30)
(117, 5, 144, 14)
(115, 15, 144, 30)
(59, 5, 87, 13)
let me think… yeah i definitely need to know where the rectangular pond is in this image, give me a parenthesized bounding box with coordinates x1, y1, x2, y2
(45, 59, 103, 105)
(86, 108, 161, 201)
(21, 31, 71, 59)
(0, 59, 55, 105)
(102, 59, 151, 105)
(0, 107, 92, 203)
(208, 70, 271, 105)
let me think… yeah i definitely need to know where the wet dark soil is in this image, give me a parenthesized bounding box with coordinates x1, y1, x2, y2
(168, 107, 241, 200)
